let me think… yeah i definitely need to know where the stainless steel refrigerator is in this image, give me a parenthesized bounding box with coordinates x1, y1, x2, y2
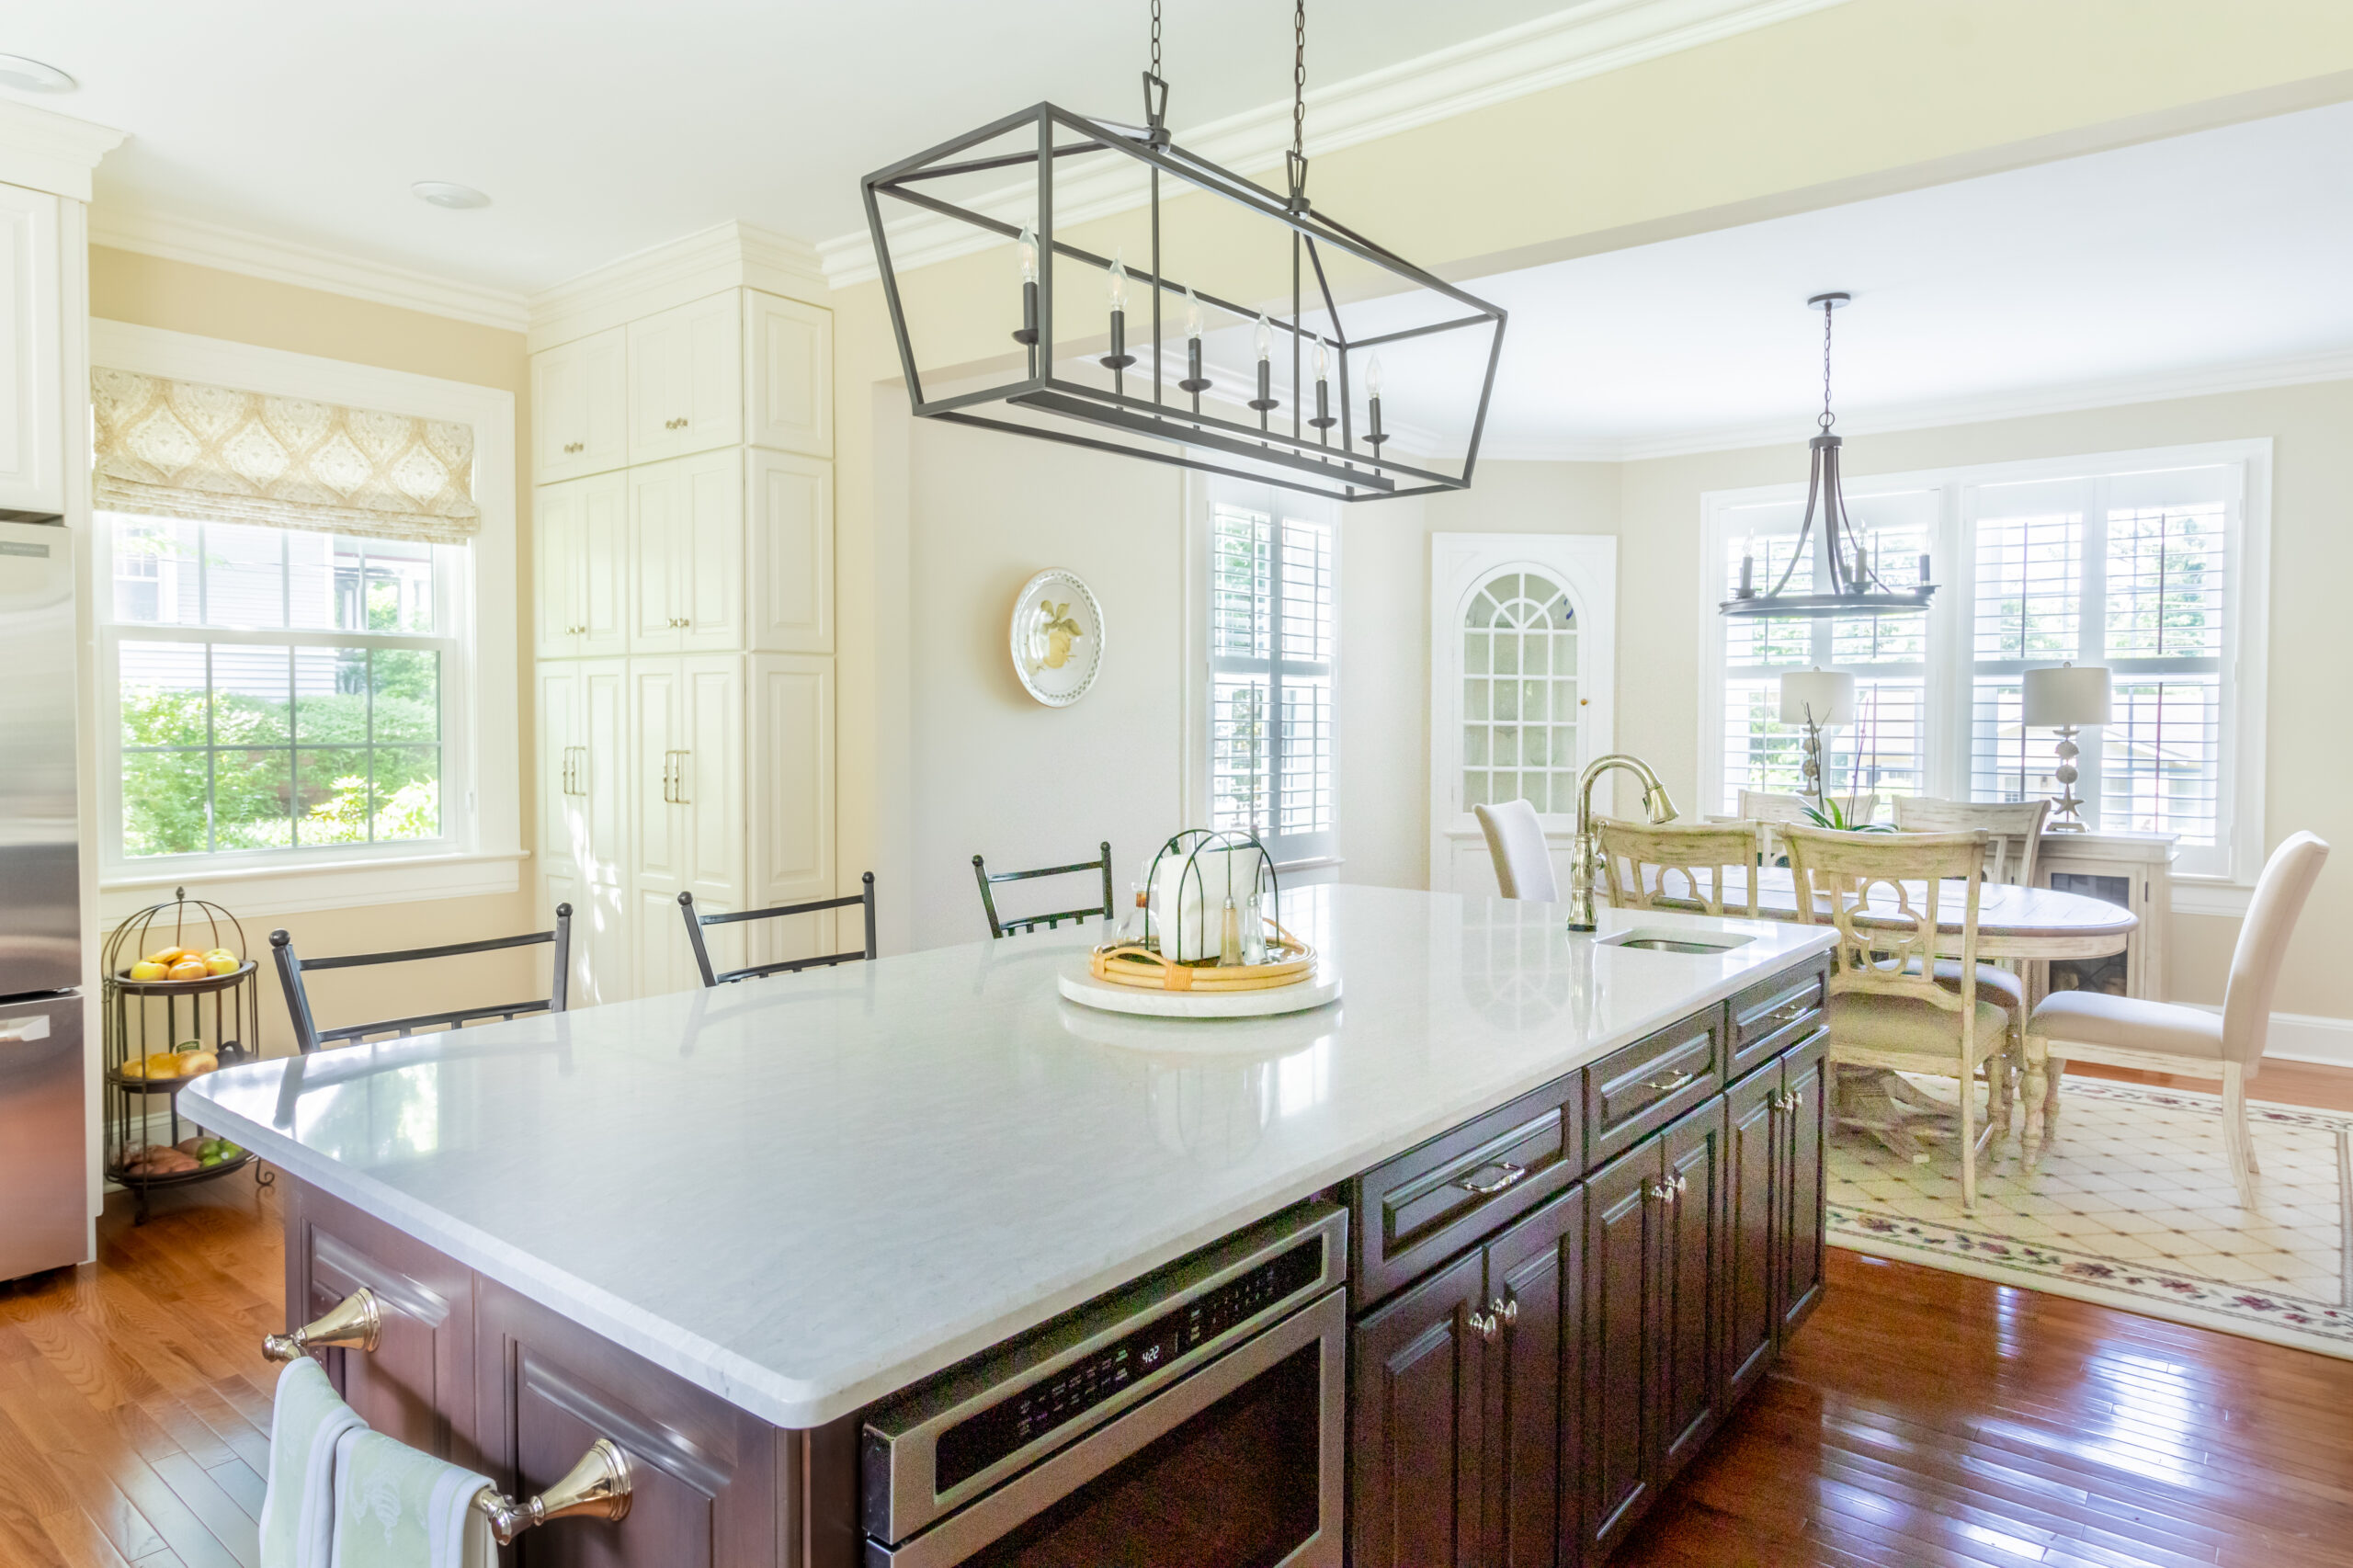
(0, 513, 88, 1281)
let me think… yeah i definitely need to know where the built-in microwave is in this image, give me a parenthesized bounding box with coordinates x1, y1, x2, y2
(860, 1201, 1347, 1567)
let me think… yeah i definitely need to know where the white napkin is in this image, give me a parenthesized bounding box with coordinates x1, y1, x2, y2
(259, 1357, 368, 1568)
(328, 1429, 497, 1568)
(1153, 846, 1262, 962)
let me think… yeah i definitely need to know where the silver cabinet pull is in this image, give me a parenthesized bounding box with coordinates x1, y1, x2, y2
(1493, 1295, 1518, 1327)
(1643, 1068, 1697, 1094)
(1458, 1161, 1526, 1197)
(474, 1438, 632, 1545)
(265, 1287, 381, 1361)
(1468, 1310, 1498, 1341)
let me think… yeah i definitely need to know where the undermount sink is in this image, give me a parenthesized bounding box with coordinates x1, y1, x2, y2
(1597, 928, 1756, 955)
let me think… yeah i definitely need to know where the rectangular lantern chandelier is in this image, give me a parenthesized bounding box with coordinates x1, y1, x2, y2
(861, 78, 1507, 504)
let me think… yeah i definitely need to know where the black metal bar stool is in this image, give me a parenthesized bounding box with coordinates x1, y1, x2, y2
(677, 874, 879, 987)
(972, 841, 1115, 937)
(270, 907, 574, 1053)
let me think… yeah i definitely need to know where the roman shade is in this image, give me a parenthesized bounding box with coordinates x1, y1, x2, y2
(91, 368, 480, 544)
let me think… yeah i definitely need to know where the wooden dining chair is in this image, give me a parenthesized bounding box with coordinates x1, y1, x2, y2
(972, 841, 1115, 938)
(1473, 800, 1558, 901)
(1782, 824, 2002, 1211)
(1736, 788, 1880, 860)
(271, 907, 573, 1054)
(1597, 819, 1763, 917)
(677, 874, 878, 988)
(2024, 832, 2330, 1204)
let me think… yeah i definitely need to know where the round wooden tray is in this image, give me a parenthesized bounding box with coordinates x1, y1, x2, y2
(105, 1151, 256, 1189)
(108, 959, 257, 996)
(1060, 960, 1340, 1018)
(1088, 932, 1313, 992)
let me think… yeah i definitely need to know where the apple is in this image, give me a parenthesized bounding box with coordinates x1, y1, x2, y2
(204, 954, 238, 976)
(128, 960, 166, 982)
(167, 959, 209, 983)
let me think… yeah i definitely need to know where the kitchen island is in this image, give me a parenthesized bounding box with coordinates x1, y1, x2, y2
(188, 884, 1836, 1566)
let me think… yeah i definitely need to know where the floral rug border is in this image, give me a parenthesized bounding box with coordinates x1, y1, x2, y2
(1827, 1080, 2353, 1357)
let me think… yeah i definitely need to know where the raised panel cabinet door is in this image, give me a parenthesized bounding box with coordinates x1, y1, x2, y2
(1721, 1066, 1780, 1407)
(627, 291, 743, 464)
(574, 325, 630, 477)
(748, 450, 834, 653)
(633, 881, 711, 999)
(679, 450, 746, 653)
(1484, 1184, 1582, 1568)
(536, 663, 583, 869)
(533, 481, 583, 658)
(576, 468, 631, 656)
(288, 1180, 481, 1470)
(579, 660, 631, 888)
(681, 655, 745, 904)
(0, 185, 63, 516)
(531, 339, 585, 484)
(1779, 1031, 1830, 1340)
(629, 460, 684, 653)
(1350, 1248, 1489, 1568)
(1580, 1142, 1657, 1565)
(747, 654, 835, 909)
(472, 1275, 779, 1568)
(631, 659, 685, 892)
(746, 290, 834, 457)
(1656, 1096, 1727, 1484)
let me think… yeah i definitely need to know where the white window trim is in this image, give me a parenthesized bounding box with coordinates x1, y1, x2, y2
(89, 320, 522, 916)
(1697, 437, 2269, 892)
(1181, 474, 1343, 871)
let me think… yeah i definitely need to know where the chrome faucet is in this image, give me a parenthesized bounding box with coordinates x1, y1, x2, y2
(1566, 754, 1678, 932)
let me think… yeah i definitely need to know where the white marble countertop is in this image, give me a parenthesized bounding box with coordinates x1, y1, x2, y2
(185, 885, 1832, 1429)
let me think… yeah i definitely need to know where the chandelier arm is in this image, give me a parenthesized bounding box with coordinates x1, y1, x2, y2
(929, 410, 1394, 504)
(1025, 384, 1459, 484)
(1764, 444, 1823, 602)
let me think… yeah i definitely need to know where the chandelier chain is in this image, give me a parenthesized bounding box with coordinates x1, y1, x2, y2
(1293, 0, 1306, 161)
(1819, 299, 1836, 433)
(1150, 0, 1161, 80)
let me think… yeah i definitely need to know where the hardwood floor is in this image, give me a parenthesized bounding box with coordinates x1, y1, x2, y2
(5, 1062, 2350, 1567)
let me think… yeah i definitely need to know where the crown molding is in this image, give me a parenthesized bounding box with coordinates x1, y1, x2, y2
(86, 206, 530, 331)
(0, 100, 126, 204)
(528, 221, 828, 350)
(820, 0, 1852, 290)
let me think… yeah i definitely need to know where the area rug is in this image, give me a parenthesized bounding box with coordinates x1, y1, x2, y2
(1826, 1076, 2353, 1358)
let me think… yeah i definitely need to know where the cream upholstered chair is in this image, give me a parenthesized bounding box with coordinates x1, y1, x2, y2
(1891, 797, 2051, 1136)
(1597, 820, 1762, 917)
(1783, 824, 2003, 1211)
(2025, 831, 2330, 1205)
(1474, 800, 1558, 901)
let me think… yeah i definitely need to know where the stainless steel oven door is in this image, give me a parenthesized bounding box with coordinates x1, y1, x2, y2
(866, 1288, 1345, 1568)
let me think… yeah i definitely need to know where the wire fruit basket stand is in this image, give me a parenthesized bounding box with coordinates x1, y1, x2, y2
(101, 889, 267, 1221)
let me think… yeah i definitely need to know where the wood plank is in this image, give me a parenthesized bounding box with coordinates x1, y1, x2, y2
(204, 1458, 266, 1523)
(148, 1450, 260, 1568)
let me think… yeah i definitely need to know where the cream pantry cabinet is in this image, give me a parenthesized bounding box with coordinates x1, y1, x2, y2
(532, 325, 628, 484)
(533, 471, 628, 660)
(745, 291, 833, 458)
(627, 293, 743, 464)
(537, 659, 630, 888)
(630, 451, 744, 653)
(0, 182, 63, 517)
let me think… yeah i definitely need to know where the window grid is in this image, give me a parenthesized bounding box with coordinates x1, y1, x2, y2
(1208, 501, 1334, 858)
(1460, 572, 1579, 814)
(1973, 513, 2082, 661)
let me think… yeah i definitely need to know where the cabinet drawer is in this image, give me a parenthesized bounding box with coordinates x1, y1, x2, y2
(1586, 1014, 1721, 1166)
(1350, 1074, 1581, 1309)
(1725, 960, 1827, 1081)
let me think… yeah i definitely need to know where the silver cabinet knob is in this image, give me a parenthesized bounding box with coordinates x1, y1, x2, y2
(1492, 1295, 1518, 1327)
(1468, 1310, 1498, 1341)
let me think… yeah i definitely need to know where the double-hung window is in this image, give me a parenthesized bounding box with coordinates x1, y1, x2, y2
(1702, 441, 2264, 883)
(1203, 483, 1337, 865)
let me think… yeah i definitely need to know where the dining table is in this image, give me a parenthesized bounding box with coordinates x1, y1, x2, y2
(1627, 863, 2140, 1159)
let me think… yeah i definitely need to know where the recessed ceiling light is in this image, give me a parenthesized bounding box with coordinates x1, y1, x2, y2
(0, 54, 75, 93)
(411, 180, 490, 210)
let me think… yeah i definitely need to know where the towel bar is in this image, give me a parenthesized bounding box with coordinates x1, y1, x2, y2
(263, 1287, 381, 1362)
(473, 1438, 633, 1543)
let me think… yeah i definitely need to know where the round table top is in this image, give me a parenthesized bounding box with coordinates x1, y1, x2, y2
(1633, 865, 2137, 959)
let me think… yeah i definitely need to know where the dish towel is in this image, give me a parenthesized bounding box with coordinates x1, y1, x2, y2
(329, 1428, 498, 1568)
(259, 1357, 369, 1568)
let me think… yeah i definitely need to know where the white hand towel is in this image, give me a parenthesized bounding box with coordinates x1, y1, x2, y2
(259, 1357, 369, 1568)
(329, 1429, 498, 1568)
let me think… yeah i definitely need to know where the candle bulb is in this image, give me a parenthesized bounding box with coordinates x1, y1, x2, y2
(1309, 341, 1336, 433)
(1918, 551, 1933, 585)
(1738, 534, 1755, 597)
(1248, 313, 1279, 419)
(1013, 223, 1040, 350)
(1099, 251, 1135, 374)
(1366, 354, 1387, 448)
(1177, 285, 1211, 397)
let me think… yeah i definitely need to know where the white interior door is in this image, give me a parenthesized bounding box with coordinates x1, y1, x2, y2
(1429, 535, 1616, 896)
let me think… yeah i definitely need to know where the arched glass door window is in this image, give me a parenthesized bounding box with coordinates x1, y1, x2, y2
(1461, 571, 1579, 813)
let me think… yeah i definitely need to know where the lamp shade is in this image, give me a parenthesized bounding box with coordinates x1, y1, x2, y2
(2023, 663, 2111, 727)
(1779, 668, 1856, 727)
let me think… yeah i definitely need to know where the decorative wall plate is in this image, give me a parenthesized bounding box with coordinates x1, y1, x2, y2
(1009, 569, 1104, 707)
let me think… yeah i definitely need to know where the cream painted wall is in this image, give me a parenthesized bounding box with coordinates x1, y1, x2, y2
(86, 245, 541, 1055)
(904, 418, 1184, 951)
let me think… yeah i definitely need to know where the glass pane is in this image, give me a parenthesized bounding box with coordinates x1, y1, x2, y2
(1523, 680, 1548, 723)
(212, 749, 294, 851)
(1524, 727, 1550, 768)
(120, 751, 210, 858)
(201, 522, 287, 629)
(286, 530, 349, 630)
(1557, 633, 1577, 676)
(294, 646, 371, 744)
(1555, 680, 1575, 723)
(370, 649, 440, 741)
(1520, 574, 1558, 604)
(1275, 679, 1331, 836)
(1464, 680, 1489, 722)
(2106, 506, 2224, 660)
(1463, 770, 1489, 809)
(1494, 682, 1518, 722)
(1209, 674, 1271, 834)
(1463, 631, 1489, 676)
(111, 518, 200, 625)
(1494, 634, 1519, 676)
(295, 746, 373, 845)
(364, 539, 437, 633)
(2101, 677, 2221, 844)
(1553, 724, 1577, 774)
(118, 641, 210, 748)
(1494, 726, 1518, 767)
(1211, 507, 1270, 660)
(210, 643, 292, 744)
(1523, 636, 1549, 677)
(372, 748, 441, 840)
(1463, 727, 1488, 767)
(1974, 513, 2081, 660)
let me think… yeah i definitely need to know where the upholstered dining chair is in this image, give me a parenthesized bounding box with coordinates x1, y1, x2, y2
(2024, 831, 2330, 1205)
(1782, 824, 2002, 1212)
(1891, 796, 2052, 1137)
(1474, 799, 1558, 901)
(1597, 819, 1763, 917)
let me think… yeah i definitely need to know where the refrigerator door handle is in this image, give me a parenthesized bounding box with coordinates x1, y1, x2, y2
(0, 1014, 54, 1043)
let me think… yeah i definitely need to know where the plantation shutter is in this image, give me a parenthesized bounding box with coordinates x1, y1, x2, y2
(90, 368, 480, 544)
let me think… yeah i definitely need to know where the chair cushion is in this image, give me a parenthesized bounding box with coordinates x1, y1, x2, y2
(1830, 992, 2008, 1062)
(1918, 959, 2025, 1013)
(2028, 990, 2225, 1061)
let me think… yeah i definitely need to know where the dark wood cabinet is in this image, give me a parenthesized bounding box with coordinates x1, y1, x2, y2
(1350, 1249, 1489, 1568)
(1722, 1028, 1830, 1407)
(1778, 1031, 1829, 1340)
(1485, 1187, 1582, 1568)
(1655, 1098, 1724, 1483)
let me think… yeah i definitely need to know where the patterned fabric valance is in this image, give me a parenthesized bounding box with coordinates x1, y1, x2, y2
(91, 368, 480, 545)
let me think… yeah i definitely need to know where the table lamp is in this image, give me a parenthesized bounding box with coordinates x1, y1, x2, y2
(1779, 667, 1855, 803)
(2022, 662, 2109, 833)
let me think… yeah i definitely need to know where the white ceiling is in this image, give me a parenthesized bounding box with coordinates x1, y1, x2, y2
(3, 0, 1571, 296)
(1365, 101, 2353, 458)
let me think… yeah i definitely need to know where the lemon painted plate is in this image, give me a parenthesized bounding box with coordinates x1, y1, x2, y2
(1009, 568, 1105, 707)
